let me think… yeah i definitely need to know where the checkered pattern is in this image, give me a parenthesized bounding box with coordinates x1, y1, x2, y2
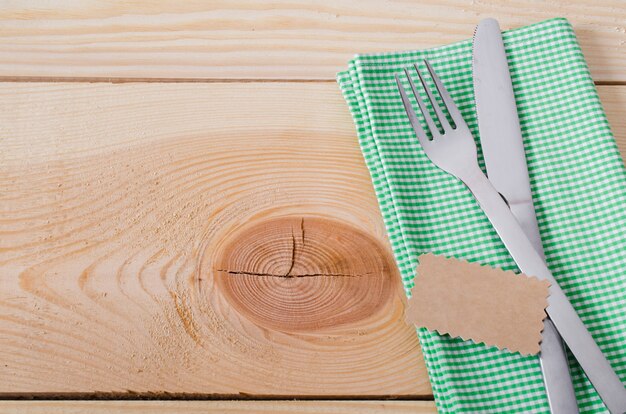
(337, 18, 626, 413)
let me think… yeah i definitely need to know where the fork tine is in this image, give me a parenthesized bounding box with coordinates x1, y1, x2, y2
(395, 75, 430, 148)
(424, 60, 462, 128)
(414, 63, 451, 132)
(404, 68, 440, 139)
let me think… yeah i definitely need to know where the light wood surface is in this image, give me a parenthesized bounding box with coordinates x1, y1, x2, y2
(0, 400, 437, 414)
(1, 1, 625, 409)
(0, 0, 624, 82)
(0, 82, 427, 396)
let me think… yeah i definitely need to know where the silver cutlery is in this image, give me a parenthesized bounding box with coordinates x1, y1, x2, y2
(396, 60, 626, 414)
(472, 18, 577, 413)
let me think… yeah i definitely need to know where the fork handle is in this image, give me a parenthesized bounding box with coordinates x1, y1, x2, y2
(462, 165, 626, 414)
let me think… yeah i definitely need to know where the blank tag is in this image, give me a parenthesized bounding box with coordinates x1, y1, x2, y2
(405, 253, 550, 355)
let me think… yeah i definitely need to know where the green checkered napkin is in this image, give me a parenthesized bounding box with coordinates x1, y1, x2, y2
(337, 18, 626, 413)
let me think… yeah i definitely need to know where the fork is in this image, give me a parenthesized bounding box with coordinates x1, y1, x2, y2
(396, 61, 626, 414)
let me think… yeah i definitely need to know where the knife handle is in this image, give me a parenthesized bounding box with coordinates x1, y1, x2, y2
(463, 165, 626, 414)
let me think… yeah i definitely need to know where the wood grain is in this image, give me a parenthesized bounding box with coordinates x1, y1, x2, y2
(0, 0, 624, 82)
(0, 400, 437, 414)
(0, 82, 426, 395)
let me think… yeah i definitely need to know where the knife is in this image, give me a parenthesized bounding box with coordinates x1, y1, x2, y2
(472, 18, 579, 413)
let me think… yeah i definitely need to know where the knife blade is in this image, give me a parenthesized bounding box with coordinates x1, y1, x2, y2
(473, 18, 579, 414)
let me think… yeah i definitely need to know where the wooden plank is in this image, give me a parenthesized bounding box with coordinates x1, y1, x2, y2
(0, 82, 624, 396)
(0, 81, 428, 395)
(0, 0, 624, 82)
(0, 400, 437, 414)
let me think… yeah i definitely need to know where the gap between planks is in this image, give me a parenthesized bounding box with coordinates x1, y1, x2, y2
(0, 393, 434, 401)
(0, 77, 337, 84)
(1, 77, 626, 86)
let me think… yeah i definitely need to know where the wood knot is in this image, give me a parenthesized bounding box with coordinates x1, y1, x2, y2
(213, 216, 398, 332)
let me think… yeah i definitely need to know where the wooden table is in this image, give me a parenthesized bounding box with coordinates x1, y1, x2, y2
(1, 1, 624, 412)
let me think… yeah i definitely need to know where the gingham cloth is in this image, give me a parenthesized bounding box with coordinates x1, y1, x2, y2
(337, 18, 626, 413)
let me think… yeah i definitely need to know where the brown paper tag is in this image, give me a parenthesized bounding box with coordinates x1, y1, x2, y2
(405, 253, 550, 355)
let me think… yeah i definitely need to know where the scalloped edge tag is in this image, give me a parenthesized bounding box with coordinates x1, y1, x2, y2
(404, 253, 550, 355)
